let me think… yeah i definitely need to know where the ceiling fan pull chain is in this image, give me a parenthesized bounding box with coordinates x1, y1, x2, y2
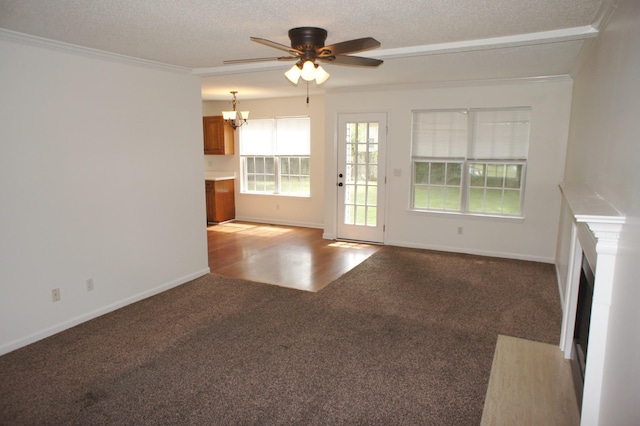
(306, 80, 309, 104)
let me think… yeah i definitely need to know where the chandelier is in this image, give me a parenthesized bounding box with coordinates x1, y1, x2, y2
(221, 91, 249, 130)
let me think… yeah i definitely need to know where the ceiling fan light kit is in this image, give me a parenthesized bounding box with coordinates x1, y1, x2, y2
(224, 27, 383, 100)
(285, 62, 330, 85)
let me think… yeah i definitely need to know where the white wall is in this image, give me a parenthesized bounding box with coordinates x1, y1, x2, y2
(0, 37, 209, 354)
(561, 0, 640, 423)
(202, 96, 325, 228)
(324, 79, 573, 262)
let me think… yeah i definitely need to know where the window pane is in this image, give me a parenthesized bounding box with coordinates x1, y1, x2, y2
(265, 175, 275, 192)
(505, 164, 522, 188)
(366, 206, 377, 226)
(367, 186, 377, 206)
(301, 158, 310, 175)
(356, 123, 368, 143)
(415, 163, 429, 184)
(300, 176, 310, 195)
(280, 158, 289, 174)
(357, 144, 368, 164)
(280, 175, 290, 193)
(345, 184, 355, 204)
(256, 159, 264, 173)
(356, 185, 367, 204)
(265, 158, 274, 174)
(469, 163, 485, 187)
(486, 164, 505, 188)
(446, 163, 462, 185)
(346, 164, 356, 184)
(484, 189, 504, 213)
(290, 158, 300, 174)
(354, 206, 365, 226)
(445, 187, 462, 210)
(430, 162, 445, 185)
(414, 186, 428, 209)
(428, 186, 446, 210)
(368, 165, 378, 182)
(503, 189, 521, 214)
(468, 188, 485, 212)
(344, 205, 355, 225)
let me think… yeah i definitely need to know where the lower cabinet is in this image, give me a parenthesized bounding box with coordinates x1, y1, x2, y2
(205, 179, 235, 223)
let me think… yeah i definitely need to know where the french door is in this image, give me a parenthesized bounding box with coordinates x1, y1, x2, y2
(336, 113, 387, 243)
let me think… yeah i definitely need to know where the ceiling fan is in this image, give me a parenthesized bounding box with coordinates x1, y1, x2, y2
(223, 27, 383, 85)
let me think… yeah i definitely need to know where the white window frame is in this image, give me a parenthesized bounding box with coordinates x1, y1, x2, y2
(239, 117, 311, 197)
(410, 108, 530, 217)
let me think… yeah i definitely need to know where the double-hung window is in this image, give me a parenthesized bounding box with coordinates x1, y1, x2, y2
(411, 108, 530, 217)
(239, 117, 311, 196)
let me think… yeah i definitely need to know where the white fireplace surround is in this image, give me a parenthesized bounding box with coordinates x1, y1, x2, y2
(558, 181, 625, 424)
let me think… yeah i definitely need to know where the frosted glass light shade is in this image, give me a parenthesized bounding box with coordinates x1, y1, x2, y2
(239, 111, 249, 120)
(314, 65, 330, 84)
(300, 60, 316, 81)
(285, 65, 302, 84)
(222, 111, 236, 120)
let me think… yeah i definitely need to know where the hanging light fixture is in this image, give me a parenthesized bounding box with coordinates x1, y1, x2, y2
(221, 91, 249, 130)
(285, 60, 330, 85)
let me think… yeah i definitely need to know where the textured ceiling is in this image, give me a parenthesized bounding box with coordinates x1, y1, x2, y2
(0, 0, 609, 100)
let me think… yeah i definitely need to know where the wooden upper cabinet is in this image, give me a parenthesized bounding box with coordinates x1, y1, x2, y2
(203, 116, 234, 155)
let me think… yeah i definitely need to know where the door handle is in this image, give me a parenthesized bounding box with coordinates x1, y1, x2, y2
(338, 182, 343, 187)
(338, 173, 343, 178)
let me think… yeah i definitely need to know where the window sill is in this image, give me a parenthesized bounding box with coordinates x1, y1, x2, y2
(407, 208, 525, 222)
(240, 192, 311, 199)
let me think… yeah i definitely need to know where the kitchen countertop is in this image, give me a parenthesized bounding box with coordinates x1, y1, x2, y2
(205, 171, 235, 181)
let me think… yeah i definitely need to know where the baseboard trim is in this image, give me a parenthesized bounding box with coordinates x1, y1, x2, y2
(0, 268, 210, 356)
(384, 239, 554, 264)
(234, 216, 324, 230)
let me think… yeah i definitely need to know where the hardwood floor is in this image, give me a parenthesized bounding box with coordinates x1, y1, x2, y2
(207, 221, 381, 292)
(481, 335, 580, 425)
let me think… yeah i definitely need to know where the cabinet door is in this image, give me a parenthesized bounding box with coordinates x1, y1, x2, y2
(203, 116, 234, 155)
(205, 181, 216, 223)
(213, 179, 235, 222)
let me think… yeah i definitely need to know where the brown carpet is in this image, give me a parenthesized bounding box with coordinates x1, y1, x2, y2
(0, 246, 562, 425)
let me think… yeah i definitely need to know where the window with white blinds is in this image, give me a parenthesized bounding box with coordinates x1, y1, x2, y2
(411, 108, 531, 216)
(239, 117, 311, 196)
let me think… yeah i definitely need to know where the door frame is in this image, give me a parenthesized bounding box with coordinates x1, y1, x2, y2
(334, 112, 388, 244)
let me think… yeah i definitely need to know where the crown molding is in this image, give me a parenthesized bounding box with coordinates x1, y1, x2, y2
(591, 0, 619, 32)
(0, 28, 191, 74)
(370, 26, 598, 60)
(324, 75, 573, 96)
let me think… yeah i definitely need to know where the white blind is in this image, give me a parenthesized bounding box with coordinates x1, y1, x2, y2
(412, 110, 468, 158)
(471, 109, 531, 159)
(239, 119, 274, 155)
(276, 117, 310, 155)
(240, 117, 310, 156)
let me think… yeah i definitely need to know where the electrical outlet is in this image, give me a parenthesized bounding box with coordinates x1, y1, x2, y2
(457, 227, 463, 235)
(51, 288, 61, 302)
(86, 278, 94, 292)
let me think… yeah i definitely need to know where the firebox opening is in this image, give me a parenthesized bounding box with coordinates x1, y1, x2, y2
(571, 253, 595, 409)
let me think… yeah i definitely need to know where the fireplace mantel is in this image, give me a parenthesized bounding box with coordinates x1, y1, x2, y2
(558, 181, 625, 425)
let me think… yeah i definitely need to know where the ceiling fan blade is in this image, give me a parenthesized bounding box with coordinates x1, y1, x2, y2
(223, 56, 298, 64)
(318, 37, 381, 57)
(320, 55, 384, 67)
(250, 37, 303, 56)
